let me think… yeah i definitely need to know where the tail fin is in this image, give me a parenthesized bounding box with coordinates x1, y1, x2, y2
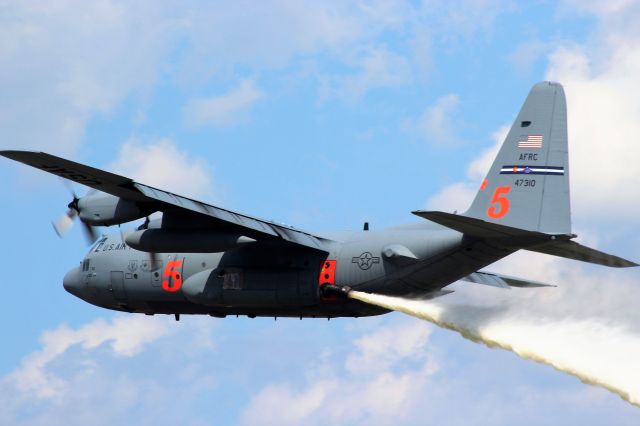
(415, 82, 638, 268)
(465, 81, 570, 235)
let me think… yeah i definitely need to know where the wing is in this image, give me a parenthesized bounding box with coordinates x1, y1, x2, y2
(0, 150, 330, 251)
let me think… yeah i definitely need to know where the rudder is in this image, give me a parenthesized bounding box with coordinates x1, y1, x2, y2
(464, 81, 571, 235)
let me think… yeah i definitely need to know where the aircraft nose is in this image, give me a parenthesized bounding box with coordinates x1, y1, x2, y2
(63, 266, 82, 297)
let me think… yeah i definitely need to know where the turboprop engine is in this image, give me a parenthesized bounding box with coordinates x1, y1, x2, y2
(53, 192, 149, 242)
(76, 192, 146, 226)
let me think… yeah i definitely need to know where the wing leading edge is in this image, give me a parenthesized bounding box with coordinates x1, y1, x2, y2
(0, 150, 330, 251)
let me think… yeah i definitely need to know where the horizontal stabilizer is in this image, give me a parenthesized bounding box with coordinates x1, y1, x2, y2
(414, 210, 637, 268)
(412, 210, 556, 242)
(526, 241, 638, 268)
(462, 271, 555, 289)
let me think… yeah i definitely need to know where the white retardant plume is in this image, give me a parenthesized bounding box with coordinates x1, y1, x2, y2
(348, 290, 640, 408)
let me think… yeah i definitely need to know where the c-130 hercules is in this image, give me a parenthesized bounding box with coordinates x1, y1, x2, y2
(1, 82, 636, 320)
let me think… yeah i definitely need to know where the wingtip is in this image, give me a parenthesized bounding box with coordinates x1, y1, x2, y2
(0, 149, 29, 154)
(0, 150, 18, 159)
(0, 149, 43, 160)
(412, 210, 440, 218)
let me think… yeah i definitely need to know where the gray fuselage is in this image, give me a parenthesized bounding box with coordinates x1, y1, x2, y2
(63, 222, 512, 318)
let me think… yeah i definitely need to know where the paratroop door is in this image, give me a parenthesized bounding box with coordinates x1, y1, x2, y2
(110, 271, 127, 302)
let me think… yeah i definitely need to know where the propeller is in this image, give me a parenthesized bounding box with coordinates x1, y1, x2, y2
(52, 183, 99, 244)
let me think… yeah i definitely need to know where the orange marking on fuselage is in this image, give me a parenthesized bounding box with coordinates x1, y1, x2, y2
(319, 260, 337, 301)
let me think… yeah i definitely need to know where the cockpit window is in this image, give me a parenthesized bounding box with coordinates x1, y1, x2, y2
(82, 259, 91, 272)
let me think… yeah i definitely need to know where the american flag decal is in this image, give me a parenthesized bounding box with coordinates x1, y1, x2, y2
(518, 134, 543, 149)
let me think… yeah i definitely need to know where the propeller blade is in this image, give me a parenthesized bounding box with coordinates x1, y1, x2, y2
(52, 209, 77, 237)
(54, 180, 100, 244)
(81, 221, 98, 245)
(149, 251, 160, 272)
(59, 177, 78, 199)
(136, 217, 159, 268)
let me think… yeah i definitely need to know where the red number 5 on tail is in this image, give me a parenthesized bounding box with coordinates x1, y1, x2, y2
(487, 185, 511, 219)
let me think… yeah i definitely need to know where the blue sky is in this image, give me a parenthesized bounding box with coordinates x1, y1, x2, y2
(2, 1, 640, 424)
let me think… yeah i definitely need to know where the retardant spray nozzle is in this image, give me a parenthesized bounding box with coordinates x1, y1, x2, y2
(320, 284, 352, 298)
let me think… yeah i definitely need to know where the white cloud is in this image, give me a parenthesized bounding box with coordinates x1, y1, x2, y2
(6, 316, 172, 400)
(348, 239, 640, 407)
(0, 0, 521, 165)
(505, 1, 637, 221)
(320, 46, 413, 102)
(0, 1, 181, 156)
(184, 79, 264, 127)
(178, 1, 413, 80)
(344, 320, 432, 374)
(0, 315, 220, 425)
(560, 0, 637, 16)
(409, 4, 640, 412)
(508, 40, 551, 76)
(417, 0, 515, 43)
(1, 313, 436, 426)
(466, 124, 509, 181)
(426, 182, 477, 213)
(108, 139, 215, 200)
(240, 320, 436, 426)
(545, 46, 640, 219)
(417, 94, 461, 145)
(0, 1, 422, 159)
(427, 13, 640, 222)
(242, 382, 331, 425)
(421, 3, 636, 221)
(425, 124, 508, 211)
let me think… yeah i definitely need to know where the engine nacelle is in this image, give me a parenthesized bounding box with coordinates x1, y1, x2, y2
(77, 193, 146, 226)
(125, 229, 256, 253)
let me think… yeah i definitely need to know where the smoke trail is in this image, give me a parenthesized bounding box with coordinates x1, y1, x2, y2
(348, 290, 640, 408)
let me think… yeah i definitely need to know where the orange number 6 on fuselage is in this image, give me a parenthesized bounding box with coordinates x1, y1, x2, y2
(487, 185, 511, 219)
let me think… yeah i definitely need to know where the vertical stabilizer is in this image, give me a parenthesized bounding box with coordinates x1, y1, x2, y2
(464, 82, 571, 235)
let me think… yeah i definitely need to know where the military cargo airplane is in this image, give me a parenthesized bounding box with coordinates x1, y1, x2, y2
(1, 82, 636, 320)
